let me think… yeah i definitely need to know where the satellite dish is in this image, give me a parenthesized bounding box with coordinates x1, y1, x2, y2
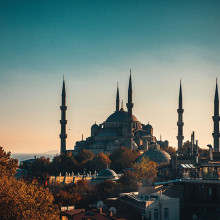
(97, 201, 104, 208)
(109, 207, 117, 215)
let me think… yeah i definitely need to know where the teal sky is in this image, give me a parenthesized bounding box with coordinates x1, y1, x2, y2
(0, 0, 220, 153)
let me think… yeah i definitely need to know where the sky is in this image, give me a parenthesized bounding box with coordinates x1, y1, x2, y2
(0, 0, 220, 153)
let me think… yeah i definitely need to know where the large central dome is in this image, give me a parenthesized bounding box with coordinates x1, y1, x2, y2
(106, 110, 138, 123)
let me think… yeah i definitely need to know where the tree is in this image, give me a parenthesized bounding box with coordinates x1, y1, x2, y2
(30, 156, 50, 184)
(0, 146, 18, 178)
(179, 141, 208, 158)
(0, 177, 59, 219)
(0, 146, 59, 219)
(75, 149, 94, 164)
(88, 152, 111, 172)
(179, 140, 191, 155)
(117, 170, 138, 192)
(50, 180, 95, 208)
(110, 147, 140, 173)
(132, 157, 157, 185)
(95, 180, 118, 200)
(51, 154, 78, 175)
(163, 146, 176, 157)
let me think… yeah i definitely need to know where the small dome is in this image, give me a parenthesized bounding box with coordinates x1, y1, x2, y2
(97, 129, 117, 137)
(145, 123, 152, 128)
(92, 123, 99, 128)
(106, 111, 138, 123)
(98, 168, 118, 178)
(139, 149, 171, 164)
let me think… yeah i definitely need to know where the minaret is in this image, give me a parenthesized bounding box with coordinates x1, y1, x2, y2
(212, 79, 220, 152)
(126, 70, 134, 149)
(177, 80, 184, 150)
(60, 77, 67, 154)
(116, 82, 120, 112)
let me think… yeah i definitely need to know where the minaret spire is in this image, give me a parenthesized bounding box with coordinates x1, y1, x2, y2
(213, 79, 220, 152)
(116, 82, 120, 112)
(126, 70, 134, 150)
(60, 77, 67, 154)
(127, 69, 133, 117)
(179, 79, 182, 109)
(177, 80, 184, 150)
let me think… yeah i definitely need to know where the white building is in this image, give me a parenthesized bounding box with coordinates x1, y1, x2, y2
(119, 191, 179, 220)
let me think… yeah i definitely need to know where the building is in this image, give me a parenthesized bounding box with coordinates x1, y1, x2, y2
(61, 208, 125, 220)
(49, 166, 120, 185)
(118, 191, 180, 220)
(60, 71, 169, 155)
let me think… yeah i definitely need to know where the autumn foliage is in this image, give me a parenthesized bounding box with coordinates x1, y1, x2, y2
(0, 146, 18, 178)
(0, 146, 59, 219)
(0, 177, 59, 219)
(132, 157, 157, 185)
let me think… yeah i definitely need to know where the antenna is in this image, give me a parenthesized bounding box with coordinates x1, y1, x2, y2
(109, 207, 117, 216)
(97, 201, 104, 208)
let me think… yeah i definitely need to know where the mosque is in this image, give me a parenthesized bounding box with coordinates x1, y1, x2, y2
(60, 71, 169, 158)
(59, 71, 220, 168)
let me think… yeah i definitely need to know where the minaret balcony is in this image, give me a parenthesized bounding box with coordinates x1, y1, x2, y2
(126, 103, 134, 108)
(177, 121, 184, 126)
(60, 106, 67, 110)
(177, 109, 184, 113)
(212, 115, 220, 121)
(60, 120, 67, 124)
(60, 134, 67, 138)
(212, 132, 220, 137)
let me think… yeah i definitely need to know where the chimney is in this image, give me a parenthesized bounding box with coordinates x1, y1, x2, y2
(195, 140, 199, 164)
(191, 132, 195, 156)
(144, 139, 148, 151)
(208, 145, 213, 161)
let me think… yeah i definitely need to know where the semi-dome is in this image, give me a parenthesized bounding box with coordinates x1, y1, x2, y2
(98, 168, 118, 178)
(106, 111, 138, 123)
(139, 149, 171, 164)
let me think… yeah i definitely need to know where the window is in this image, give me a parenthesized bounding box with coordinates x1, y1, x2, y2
(164, 208, 169, 220)
(154, 209, 158, 220)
